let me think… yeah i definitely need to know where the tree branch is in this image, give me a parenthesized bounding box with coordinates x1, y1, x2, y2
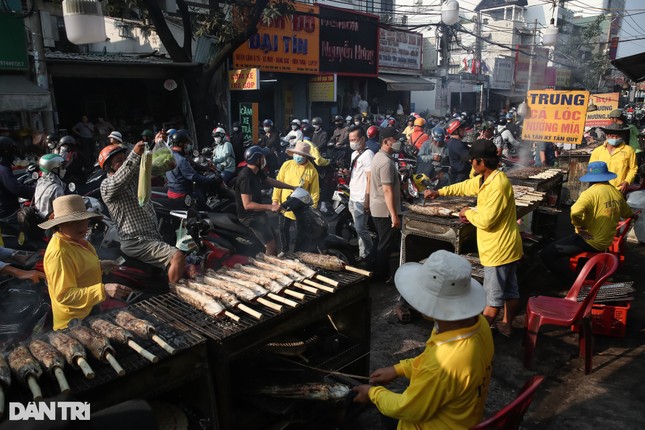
(176, 0, 192, 60)
(139, 0, 190, 62)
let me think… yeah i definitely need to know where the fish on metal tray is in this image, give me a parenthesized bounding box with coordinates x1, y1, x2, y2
(256, 383, 351, 401)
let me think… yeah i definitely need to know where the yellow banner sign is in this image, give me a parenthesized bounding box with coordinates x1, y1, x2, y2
(522, 90, 590, 145)
(229, 68, 260, 91)
(585, 92, 620, 127)
(233, 3, 320, 74)
(309, 74, 336, 102)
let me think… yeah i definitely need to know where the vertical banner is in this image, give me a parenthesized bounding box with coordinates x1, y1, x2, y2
(522, 90, 590, 144)
(585, 92, 620, 127)
(240, 102, 259, 144)
(309, 74, 337, 102)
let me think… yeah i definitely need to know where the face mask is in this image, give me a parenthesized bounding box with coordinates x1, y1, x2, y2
(260, 158, 267, 169)
(293, 154, 306, 164)
(291, 125, 298, 131)
(214, 136, 222, 144)
(233, 127, 239, 132)
(349, 140, 362, 151)
(263, 127, 271, 133)
(313, 125, 320, 130)
(607, 138, 623, 146)
(354, 121, 361, 126)
(391, 140, 402, 152)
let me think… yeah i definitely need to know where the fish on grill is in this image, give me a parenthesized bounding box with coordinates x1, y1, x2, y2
(505, 166, 548, 179)
(28, 339, 70, 393)
(405, 203, 455, 217)
(7, 345, 43, 400)
(0, 354, 10, 417)
(171, 284, 226, 317)
(249, 257, 304, 281)
(258, 254, 316, 278)
(68, 326, 125, 376)
(48, 331, 95, 379)
(219, 267, 284, 293)
(204, 271, 283, 313)
(89, 319, 158, 363)
(233, 264, 293, 288)
(256, 383, 351, 401)
(183, 280, 260, 321)
(114, 311, 176, 355)
(295, 252, 345, 271)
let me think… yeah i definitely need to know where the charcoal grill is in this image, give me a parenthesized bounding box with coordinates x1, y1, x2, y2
(508, 170, 564, 193)
(577, 282, 636, 303)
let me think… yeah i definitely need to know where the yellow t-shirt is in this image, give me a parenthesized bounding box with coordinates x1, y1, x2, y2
(44, 233, 106, 330)
(571, 183, 632, 250)
(369, 315, 494, 430)
(272, 159, 320, 220)
(589, 143, 637, 189)
(439, 170, 523, 266)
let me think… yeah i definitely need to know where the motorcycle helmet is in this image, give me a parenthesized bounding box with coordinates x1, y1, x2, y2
(301, 119, 309, 125)
(312, 117, 323, 126)
(141, 129, 154, 139)
(387, 118, 396, 127)
(353, 114, 363, 122)
(262, 119, 274, 127)
(0, 136, 18, 161)
(497, 118, 508, 126)
(107, 131, 123, 143)
(59, 135, 76, 146)
(446, 118, 463, 135)
(367, 125, 379, 139)
(171, 129, 192, 145)
(407, 115, 415, 123)
(212, 127, 226, 138)
(290, 119, 301, 126)
(39, 154, 66, 174)
(333, 115, 345, 127)
(414, 117, 426, 127)
(301, 124, 314, 139)
(46, 134, 60, 149)
(166, 128, 177, 138)
(431, 126, 446, 143)
(232, 121, 241, 132)
(505, 112, 514, 120)
(244, 146, 269, 166)
(98, 144, 127, 170)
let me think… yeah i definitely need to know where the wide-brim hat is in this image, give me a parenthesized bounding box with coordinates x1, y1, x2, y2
(394, 250, 486, 321)
(39, 195, 103, 229)
(286, 140, 315, 160)
(599, 123, 630, 138)
(579, 161, 617, 183)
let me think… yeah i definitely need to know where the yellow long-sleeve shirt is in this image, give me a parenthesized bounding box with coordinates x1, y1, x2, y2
(571, 183, 632, 250)
(439, 170, 523, 267)
(272, 160, 320, 220)
(44, 233, 106, 330)
(589, 142, 637, 189)
(369, 315, 494, 430)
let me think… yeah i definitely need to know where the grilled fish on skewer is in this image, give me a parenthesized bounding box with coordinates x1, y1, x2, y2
(202, 273, 261, 301)
(204, 272, 282, 312)
(0, 355, 10, 417)
(182, 280, 252, 321)
(114, 311, 176, 355)
(258, 254, 316, 278)
(48, 331, 95, 379)
(69, 326, 125, 376)
(219, 267, 284, 293)
(256, 383, 351, 401)
(233, 264, 293, 288)
(7, 346, 43, 400)
(89, 319, 158, 363)
(294, 252, 345, 271)
(28, 340, 70, 393)
(171, 284, 226, 316)
(249, 257, 304, 281)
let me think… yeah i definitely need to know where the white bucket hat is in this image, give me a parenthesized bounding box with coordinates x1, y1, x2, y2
(285, 140, 315, 160)
(108, 131, 123, 143)
(394, 250, 486, 321)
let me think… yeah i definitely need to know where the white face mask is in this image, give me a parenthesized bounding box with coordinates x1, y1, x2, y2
(233, 127, 239, 132)
(264, 127, 271, 133)
(391, 140, 402, 152)
(313, 125, 320, 130)
(214, 136, 223, 144)
(291, 125, 298, 131)
(354, 121, 361, 126)
(349, 140, 362, 151)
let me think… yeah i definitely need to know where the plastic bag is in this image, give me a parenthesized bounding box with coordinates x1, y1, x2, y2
(137, 147, 153, 207)
(151, 145, 176, 177)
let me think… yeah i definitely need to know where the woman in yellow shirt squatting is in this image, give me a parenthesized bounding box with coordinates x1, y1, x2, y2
(272, 140, 320, 253)
(352, 250, 494, 430)
(40, 195, 131, 330)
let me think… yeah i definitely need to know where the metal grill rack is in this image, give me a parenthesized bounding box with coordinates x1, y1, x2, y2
(577, 282, 636, 303)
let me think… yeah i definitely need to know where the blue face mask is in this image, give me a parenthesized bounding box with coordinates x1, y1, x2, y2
(607, 138, 623, 146)
(293, 154, 306, 164)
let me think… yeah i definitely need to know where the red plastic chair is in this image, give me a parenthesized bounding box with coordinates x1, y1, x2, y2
(470, 375, 545, 430)
(524, 253, 619, 374)
(568, 210, 641, 272)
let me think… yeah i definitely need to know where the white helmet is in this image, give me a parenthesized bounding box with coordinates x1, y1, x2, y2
(290, 119, 301, 126)
(301, 119, 309, 125)
(108, 131, 123, 143)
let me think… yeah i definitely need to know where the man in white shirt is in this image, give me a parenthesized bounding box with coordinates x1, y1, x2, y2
(348, 126, 374, 262)
(495, 119, 521, 158)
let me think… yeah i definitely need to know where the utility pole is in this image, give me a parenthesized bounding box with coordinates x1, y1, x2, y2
(527, 19, 538, 92)
(30, 0, 55, 133)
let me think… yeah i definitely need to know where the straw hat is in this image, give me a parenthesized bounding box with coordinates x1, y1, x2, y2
(286, 140, 315, 160)
(579, 161, 617, 183)
(394, 250, 486, 321)
(39, 195, 103, 229)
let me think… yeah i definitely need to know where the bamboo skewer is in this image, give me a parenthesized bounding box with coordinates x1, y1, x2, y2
(302, 278, 334, 293)
(257, 297, 282, 312)
(225, 311, 241, 322)
(76, 357, 95, 379)
(53, 367, 70, 393)
(26, 375, 42, 400)
(314, 274, 339, 287)
(283, 289, 305, 300)
(344, 265, 372, 276)
(293, 282, 318, 294)
(127, 340, 159, 363)
(105, 353, 125, 376)
(267, 293, 298, 308)
(151, 335, 176, 355)
(237, 303, 262, 320)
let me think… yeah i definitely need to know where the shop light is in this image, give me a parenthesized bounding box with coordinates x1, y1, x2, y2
(62, 0, 107, 45)
(441, 0, 460, 26)
(542, 18, 558, 46)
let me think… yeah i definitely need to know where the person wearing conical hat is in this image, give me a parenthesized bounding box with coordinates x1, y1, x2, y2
(40, 195, 132, 330)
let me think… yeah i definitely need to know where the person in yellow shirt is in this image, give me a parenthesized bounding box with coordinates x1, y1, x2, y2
(540, 161, 632, 283)
(402, 116, 415, 143)
(352, 250, 494, 430)
(424, 139, 523, 336)
(589, 123, 637, 193)
(40, 195, 132, 330)
(272, 141, 319, 253)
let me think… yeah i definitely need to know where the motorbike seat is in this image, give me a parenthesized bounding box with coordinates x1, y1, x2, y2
(206, 212, 251, 236)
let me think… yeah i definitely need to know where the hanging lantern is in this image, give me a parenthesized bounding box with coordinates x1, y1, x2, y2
(441, 0, 460, 26)
(542, 18, 558, 46)
(62, 0, 107, 45)
(517, 100, 529, 117)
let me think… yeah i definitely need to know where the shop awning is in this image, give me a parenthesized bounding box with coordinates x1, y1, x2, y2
(490, 89, 526, 101)
(0, 75, 52, 112)
(378, 74, 435, 91)
(612, 52, 645, 82)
